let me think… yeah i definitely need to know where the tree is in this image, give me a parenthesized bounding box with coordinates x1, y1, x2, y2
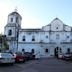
(0, 34, 9, 52)
(0, 34, 2, 43)
(3, 40, 9, 50)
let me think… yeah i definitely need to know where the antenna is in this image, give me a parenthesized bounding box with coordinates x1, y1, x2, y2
(14, 7, 18, 12)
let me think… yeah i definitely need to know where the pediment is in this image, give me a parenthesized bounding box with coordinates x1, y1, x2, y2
(42, 18, 71, 31)
(50, 18, 64, 25)
(50, 18, 64, 31)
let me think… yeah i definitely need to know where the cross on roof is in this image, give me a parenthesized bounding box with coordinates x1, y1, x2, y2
(14, 7, 18, 12)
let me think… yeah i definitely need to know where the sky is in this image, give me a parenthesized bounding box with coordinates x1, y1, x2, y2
(0, 0, 72, 34)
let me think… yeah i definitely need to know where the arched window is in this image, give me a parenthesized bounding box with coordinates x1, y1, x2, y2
(67, 48, 70, 53)
(60, 48, 62, 53)
(22, 36, 25, 41)
(22, 49, 25, 51)
(11, 18, 13, 22)
(45, 49, 48, 53)
(32, 36, 35, 41)
(46, 35, 48, 38)
(8, 30, 12, 36)
(16, 17, 18, 23)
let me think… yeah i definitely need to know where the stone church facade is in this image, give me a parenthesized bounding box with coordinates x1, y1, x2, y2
(4, 10, 72, 58)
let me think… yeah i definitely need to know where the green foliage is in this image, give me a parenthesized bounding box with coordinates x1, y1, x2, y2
(3, 41, 9, 50)
(0, 34, 9, 51)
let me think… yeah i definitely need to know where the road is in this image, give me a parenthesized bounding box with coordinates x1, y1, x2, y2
(0, 58, 72, 72)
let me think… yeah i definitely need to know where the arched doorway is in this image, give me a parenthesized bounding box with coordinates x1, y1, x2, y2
(54, 47, 59, 57)
(54, 47, 62, 58)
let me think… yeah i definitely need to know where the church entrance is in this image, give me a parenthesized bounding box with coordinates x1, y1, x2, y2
(54, 47, 62, 58)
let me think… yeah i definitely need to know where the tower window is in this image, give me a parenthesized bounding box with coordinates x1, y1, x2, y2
(22, 36, 25, 41)
(8, 30, 12, 36)
(16, 17, 18, 23)
(11, 18, 13, 22)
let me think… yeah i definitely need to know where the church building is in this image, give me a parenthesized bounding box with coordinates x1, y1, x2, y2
(4, 10, 72, 58)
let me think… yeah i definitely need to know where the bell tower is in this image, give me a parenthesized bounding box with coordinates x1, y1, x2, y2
(4, 9, 22, 52)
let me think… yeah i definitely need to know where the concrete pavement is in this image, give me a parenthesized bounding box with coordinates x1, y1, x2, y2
(0, 58, 72, 72)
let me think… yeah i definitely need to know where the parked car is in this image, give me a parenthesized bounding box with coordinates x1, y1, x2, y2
(14, 52, 26, 62)
(24, 52, 35, 60)
(62, 53, 72, 60)
(0, 52, 15, 64)
(58, 53, 63, 59)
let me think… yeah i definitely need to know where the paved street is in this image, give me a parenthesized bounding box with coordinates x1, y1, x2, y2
(0, 58, 72, 72)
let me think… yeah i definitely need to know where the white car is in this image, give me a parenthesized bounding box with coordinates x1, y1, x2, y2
(0, 52, 15, 64)
(58, 53, 63, 59)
